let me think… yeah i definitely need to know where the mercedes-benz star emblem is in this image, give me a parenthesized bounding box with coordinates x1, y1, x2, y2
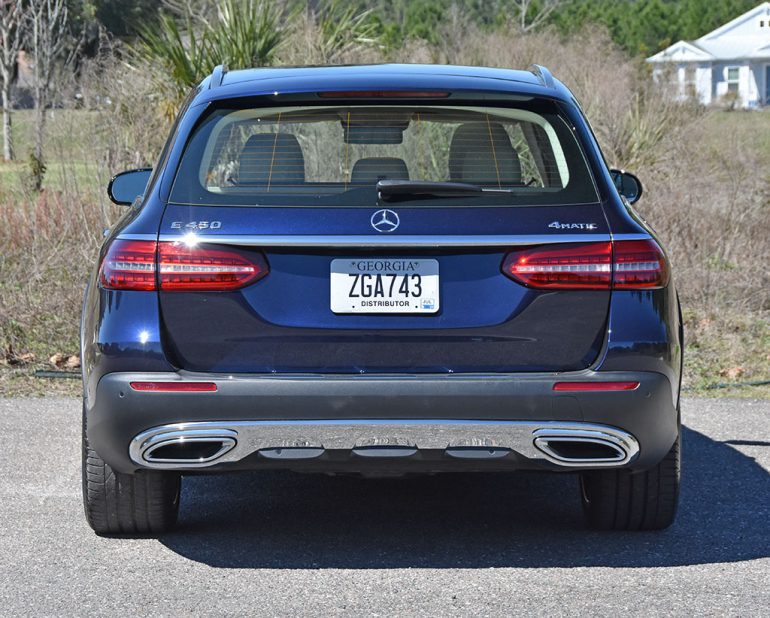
(370, 209, 400, 233)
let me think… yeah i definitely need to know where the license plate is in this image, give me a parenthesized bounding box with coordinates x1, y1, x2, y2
(330, 258, 440, 314)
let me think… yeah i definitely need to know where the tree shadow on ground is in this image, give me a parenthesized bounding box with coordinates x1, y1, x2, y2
(160, 426, 769, 568)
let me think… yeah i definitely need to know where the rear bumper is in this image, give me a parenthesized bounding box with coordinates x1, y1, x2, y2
(87, 370, 678, 474)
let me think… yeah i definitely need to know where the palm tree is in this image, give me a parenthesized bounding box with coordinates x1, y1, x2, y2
(135, 0, 285, 116)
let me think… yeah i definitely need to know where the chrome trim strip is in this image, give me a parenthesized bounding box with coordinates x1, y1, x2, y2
(118, 233, 650, 247)
(118, 233, 160, 241)
(129, 420, 639, 470)
(610, 233, 651, 242)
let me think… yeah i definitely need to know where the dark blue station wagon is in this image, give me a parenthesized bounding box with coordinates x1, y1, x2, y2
(82, 64, 682, 534)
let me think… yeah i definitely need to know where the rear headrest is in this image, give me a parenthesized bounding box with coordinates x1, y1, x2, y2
(238, 133, 305, 185)
(351, 157, 410, 184)
(448, 122, 522, 186)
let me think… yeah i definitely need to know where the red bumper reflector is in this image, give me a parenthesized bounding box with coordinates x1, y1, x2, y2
(129, 382, 218, 392)
(552, 381, 640, 392)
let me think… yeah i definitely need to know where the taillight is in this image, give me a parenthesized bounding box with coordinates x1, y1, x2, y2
(502, 242, 612, 289)
(612, 239, 670, 289)
(158, 242, 267, 291)
(501, 239, 668, 290)
(99, 239, 268, 291)
(99, 240, 157, 291)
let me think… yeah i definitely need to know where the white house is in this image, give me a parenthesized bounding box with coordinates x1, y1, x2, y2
(647, 2, 770, 108)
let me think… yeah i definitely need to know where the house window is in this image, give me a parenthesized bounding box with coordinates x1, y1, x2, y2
(726, 67, 740, 94)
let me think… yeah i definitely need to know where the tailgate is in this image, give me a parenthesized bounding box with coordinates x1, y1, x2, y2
(157, 204, 611, 373)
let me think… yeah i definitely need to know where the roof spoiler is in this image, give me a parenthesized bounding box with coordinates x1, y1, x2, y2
(528, 64, 555, 90)
(209, 64, 228, 89)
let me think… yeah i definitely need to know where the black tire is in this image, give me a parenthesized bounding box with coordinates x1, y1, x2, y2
(82, 424, 181, 536)
(580, 433, 680, 531)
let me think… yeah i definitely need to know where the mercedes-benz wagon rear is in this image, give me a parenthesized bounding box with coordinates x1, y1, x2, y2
(81, 64, 682, 535)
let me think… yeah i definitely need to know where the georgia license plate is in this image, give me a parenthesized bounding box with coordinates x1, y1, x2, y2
(330, 258, 440, 314)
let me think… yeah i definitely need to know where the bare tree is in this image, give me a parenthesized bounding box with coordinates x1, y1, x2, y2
(27, 0, 68, 167)
(512, 0, 563, 33)
(0, 0, 25, 162)
(438, 3, 473, 65)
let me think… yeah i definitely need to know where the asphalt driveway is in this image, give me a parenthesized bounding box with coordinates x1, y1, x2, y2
(0, 397, 768, 615)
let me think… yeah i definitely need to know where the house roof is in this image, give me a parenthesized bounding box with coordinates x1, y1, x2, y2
(647, 40, 714, 62)
(648, 2, 770, 62)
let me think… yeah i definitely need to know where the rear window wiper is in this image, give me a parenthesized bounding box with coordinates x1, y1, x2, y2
(377, 180, 513, 201)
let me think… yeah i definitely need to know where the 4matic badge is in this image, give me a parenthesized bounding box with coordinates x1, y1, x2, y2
(548, 221, 598, 230)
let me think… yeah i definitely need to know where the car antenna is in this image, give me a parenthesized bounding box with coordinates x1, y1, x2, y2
(528, 64, 554, 90)
(210, 64, 229, 89)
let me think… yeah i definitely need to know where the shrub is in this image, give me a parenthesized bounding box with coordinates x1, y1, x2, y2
(135, 0, 286, 115)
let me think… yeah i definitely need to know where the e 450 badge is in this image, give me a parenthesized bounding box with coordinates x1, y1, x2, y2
(170, 221, 222, 230)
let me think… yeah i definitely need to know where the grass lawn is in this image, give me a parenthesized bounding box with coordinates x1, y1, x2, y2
(1, 109, 108, 199)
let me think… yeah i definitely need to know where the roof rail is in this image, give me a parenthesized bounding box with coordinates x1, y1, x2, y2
(528, 64, 555, 90)
(209, 64, 228, 89)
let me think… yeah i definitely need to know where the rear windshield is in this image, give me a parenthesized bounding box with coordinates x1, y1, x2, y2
(170, 102, 599, 207)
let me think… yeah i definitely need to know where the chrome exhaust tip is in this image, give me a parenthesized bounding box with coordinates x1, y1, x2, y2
(136, 428, 237, 466)
(533, 427, 638, 467)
